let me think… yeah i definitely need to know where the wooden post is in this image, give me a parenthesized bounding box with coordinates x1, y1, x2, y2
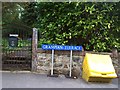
(32, 28, 38, 71)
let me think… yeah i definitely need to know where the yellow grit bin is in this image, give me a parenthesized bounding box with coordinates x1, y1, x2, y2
(82, 53, 117, 82)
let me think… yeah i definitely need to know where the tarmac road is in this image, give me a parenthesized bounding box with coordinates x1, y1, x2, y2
(2, 72, 118, 88)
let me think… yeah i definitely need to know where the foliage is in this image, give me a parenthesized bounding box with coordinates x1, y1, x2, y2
(3, 2, 120, 52)
(30, 2, 119, 51)
(2, 2, 32, 38)
(2, 38, 31, 48)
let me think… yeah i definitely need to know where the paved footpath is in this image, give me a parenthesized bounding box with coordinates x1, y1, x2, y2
(2, 72, 119, 88)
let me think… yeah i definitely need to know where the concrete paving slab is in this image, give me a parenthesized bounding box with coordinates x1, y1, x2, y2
(2, 72, 118, 88)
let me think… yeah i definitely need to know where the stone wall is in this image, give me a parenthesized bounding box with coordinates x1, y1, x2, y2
(36, 48, 84, 75)
(35, 48, 119, 76)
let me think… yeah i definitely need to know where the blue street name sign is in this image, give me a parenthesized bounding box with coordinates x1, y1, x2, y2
(42, 44, 82, 51)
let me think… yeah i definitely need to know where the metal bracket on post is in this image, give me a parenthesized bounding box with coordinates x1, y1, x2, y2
(65, 50, 73, 78)
(48, 49, 58, 77)
(69, 50, 72, 77)
(51, 49, 54, 75)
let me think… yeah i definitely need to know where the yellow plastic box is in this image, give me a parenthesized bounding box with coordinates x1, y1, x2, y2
(82, 53, 117, 82)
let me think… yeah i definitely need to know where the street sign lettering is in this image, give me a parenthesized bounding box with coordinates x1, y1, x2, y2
(42, 44, 82, 51)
